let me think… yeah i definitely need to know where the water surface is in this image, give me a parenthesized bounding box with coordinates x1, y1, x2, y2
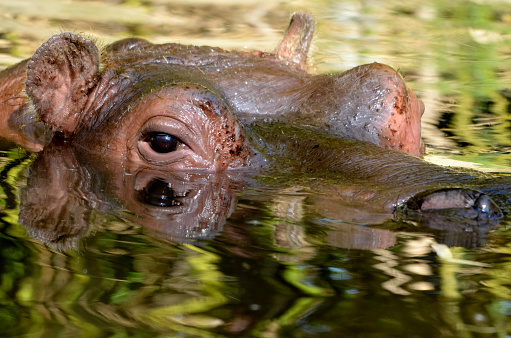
(1, 0, 511, 336)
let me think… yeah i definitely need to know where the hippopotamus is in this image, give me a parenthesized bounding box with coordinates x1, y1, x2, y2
(0, 13, 423, 157)
(0, 13, 506, 243)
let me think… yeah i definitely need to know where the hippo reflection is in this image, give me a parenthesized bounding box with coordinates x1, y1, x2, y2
(0, 13, 507, 249)
(19, 142, 241, 247)
(19, 133, 503, 250)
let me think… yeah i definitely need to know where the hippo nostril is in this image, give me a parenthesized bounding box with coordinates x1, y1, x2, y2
(474, 194, 503, 220)
(477, 195, 490, 213)
(407, 188, 502, 222)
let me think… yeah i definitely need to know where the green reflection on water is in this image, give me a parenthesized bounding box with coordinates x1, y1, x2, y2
(433, 1, 511, 152)
(139, 244, 228, 330)
(1, 0, 511, 336)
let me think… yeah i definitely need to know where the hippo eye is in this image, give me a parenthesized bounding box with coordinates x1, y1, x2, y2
(144, 132, 180, 153)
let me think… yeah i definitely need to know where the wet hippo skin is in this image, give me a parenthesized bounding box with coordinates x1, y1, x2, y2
(0, 13, 506, 237)
(0, 13, 424, 156)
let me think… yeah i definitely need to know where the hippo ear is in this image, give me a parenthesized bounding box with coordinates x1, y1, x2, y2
(26, 33, 100, 137)
(275, 13, 315, 66)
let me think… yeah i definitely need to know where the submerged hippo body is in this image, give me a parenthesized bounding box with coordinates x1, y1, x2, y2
(0, 13, 505, 240)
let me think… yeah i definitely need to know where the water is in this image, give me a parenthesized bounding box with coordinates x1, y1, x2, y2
(2, 0, 511, 336)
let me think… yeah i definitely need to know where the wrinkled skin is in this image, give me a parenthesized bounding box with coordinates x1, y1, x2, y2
(0, 13, 424, 157)
(0, 13, 507, 248)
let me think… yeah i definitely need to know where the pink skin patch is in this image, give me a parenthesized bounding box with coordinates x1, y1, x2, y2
(379, 87, 425, 157)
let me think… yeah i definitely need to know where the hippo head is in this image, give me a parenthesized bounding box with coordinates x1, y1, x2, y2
(25, 33, 253, 171)
(7, 27, 502, 250)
